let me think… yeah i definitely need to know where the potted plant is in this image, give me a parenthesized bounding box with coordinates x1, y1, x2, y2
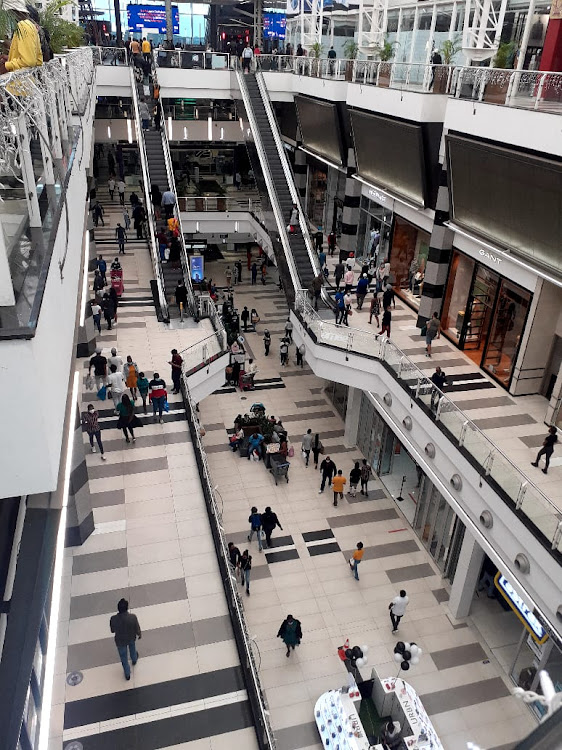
(308, 41, 323, 76)
(39, 0, 84, 52)
(484, 40, 517, 104)
(343, 40, 358, 82)
(374, 39, 396, 87)
(434, 35, 462, 93)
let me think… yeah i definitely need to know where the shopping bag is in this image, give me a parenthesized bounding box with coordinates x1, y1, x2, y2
(85, 374, 94, 390)
(302, 449, 307, 460)
(163, 399, 170, 413)
(97, 385, 107, 401)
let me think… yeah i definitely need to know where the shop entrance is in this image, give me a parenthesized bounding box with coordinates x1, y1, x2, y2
(413, 480, 464, 579)
(459, 264, 499, 364)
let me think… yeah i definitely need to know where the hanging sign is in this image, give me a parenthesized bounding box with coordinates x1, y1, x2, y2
(495, 573, 548, 644)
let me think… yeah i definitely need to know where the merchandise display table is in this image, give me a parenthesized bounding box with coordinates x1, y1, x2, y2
(315, 688, 369, 749)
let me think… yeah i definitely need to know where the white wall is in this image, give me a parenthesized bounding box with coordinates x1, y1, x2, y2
(0, 99, 94, 498)
(179, 212, 273, 256)
(291, 311, 562, 640)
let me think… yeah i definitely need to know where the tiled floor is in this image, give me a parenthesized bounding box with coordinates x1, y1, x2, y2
(51, 186, 259, 750)
(197, 254, 538, 750)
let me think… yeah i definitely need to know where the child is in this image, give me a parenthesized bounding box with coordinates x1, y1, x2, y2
(137, 371, 150, 414)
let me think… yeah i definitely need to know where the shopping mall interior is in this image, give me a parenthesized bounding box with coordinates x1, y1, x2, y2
(1, 1, 562, 749)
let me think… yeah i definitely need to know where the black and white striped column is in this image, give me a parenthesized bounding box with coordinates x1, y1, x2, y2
(339, 148, 361, 256)
(294, 149, 307, 201)
(65, 404, 95, 546)
(417, 165, 453, 327)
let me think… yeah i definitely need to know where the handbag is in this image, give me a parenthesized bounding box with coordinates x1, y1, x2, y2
(319, 442, 325, 454)
(86, 374, 94, 390)
(131, 415, 143, 428)
(163, 399, 170, 412)
(302, 449, 307, 460)
(97, 385, 107, 401)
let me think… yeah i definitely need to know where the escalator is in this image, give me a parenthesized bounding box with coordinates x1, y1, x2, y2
(237, 70, 321, 301)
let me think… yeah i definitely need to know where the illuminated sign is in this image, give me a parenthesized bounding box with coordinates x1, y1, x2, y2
(495, 573, 548, 644)
(127, 4, 179, 34)
(190, 255, 204, 282)
(263, 12, 286, 39)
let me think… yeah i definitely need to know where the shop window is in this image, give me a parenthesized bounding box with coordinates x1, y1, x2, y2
(442, 251, 476, 343)
(482, 280, 530, 386)
(389, 217, 430, 310)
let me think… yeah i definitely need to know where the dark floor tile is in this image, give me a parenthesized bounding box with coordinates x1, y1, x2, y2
(274, 722, 320, 750)
(431, 642, 487, 671)
(192, 615, 234, 646)
(280, 369, 315, 377)
(89, 489, 126, 508)
(87, 456, 168, 480)
(518, 434, 547, 448)
(452, 622, 469, 630)
(253, 382, 286, 391)
(251, 564, 272, 580)
(310, 388, 324, 394)
(266, 535, 294, 548)
(343, 539, 419, 560)
(205, 443, 231, 454)
(265, 549, 300, 563)
(72, 548, 128, 576)
(328, 508, 398, 528)
(278, 410, 335, 423)
(70, 578, 187, 620)
(347, 488, 387, 504)
(111, 321, 147, 328)
(294, 399, 328, 408)
(308, 542, 341, 556)
(302, 529, 334, 542)
(386, 563, 435, 583)
(473, 414, 537, 429)
(201, 422, 226, 431)
(451, 396, 515, 410)
(420, 677, 510, 715)
(432, 588, 450, 603)
(445, 381, 496, 393)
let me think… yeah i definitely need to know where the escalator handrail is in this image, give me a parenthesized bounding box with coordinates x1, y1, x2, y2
(235, 64, 302, 294)
(129, 68, 170, 322)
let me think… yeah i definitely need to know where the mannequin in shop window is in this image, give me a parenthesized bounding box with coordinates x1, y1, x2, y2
(412, 258, 425, 297)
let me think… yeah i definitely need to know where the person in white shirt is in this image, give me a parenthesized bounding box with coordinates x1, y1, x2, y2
(91, 302, 102, 334)
(118, 180, 126, 206)
(108, 177, 115, 201)
(389, 590, 409, 632)
(242, 358, 258, 386)
(241, 44, 253, 72)
(344, 266, 354, 293)
(109, 347, 123, 371)
(107, 364, 126, 413)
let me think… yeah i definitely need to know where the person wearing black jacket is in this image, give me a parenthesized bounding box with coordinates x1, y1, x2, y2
(319, 456, 337, 493)
(228, 542, 241, 572)
(277, 614, 302, 657)
(102, 293, 115, 330)
(132, 202, 145, 239)
(430, 366, 447, 410)
(532, 426, 558, 474)
(261, 506, 283, 548)
(175, 280, 188, 313)
(110, 598, 141, 680)
(240, 550, 252, 595)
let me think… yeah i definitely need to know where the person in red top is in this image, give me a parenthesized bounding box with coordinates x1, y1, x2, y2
(149, 372, 167, 423)
(169, 349, 183, 394)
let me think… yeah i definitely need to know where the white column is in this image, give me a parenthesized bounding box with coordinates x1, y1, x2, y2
(16, 114, 41, 229)
(0, 224, 16, 307)
(448, 528, 485, 619)
(344, 386, 362, 448)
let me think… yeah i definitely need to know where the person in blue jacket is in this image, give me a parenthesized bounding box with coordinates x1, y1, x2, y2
(335, 290, 345, 325)
(356, 273, 369, 310)
(247, 431, 264, 461)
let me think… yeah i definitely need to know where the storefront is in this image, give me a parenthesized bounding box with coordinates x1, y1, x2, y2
(356, 392, 464, 581)
(442, 245, 533, 388)
(356, 192, 393, 266)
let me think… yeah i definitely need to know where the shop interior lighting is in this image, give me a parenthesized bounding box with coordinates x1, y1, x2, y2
(126, 118, 132, 144)
(207, 116, 212, 141)
(168, 116, 172, 139)
(234, 221, 239, 232)
(220, 127, 224, 141)
(239, 116, 243, 130)
(107, 123, 112, 139)
(183, 126, 188, 140)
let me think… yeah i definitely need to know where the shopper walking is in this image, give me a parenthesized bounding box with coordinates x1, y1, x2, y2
(430, 366, 448, 410)
(296, 343, 305, 368)
(225, 265, 233, 289)
(109, 347, 123, 370)
(328, 230, 337, 256)
(319, 455, 337, 493)
(124, 355, 139, 400)
(228, 541, 241, 574)
(116, 394, 137, 443)
(379, 307, 391, 338)
(389, 590, 409, 632)
(97, 254, 107, 284)
(175, 280, 188, 316)
(149, 372, 167, 423)
(356, 274, 369, 310)
(169, 348, 183, 394)
(109, 598, 141, 680)
(312, 433, 323, 469)
(118, 179, 126, 206)
(92, 201, 104, 227)
(251, 262, 258, 285)
(425, 311, 441, 357)
(344, 265, 354, 293)
(247, 506, 263, 551)
(82, 404, 106, 460)
(284, 318, 293, 342)
(115, 223, 127, 254)
(240, 550, 252, 595)
(302, 428, 313, 467)
(360, 459, 372, 496)
(91, 300, 102, 334)
(531, 426, 558, 474)
(349, 461, 361, 497)
(349, 541, 364, 581)
(89, 348, 107, 392)
(369, 294, 380, 326)
(102, 293, 115, 330)
(241, 306, 250, 331)
(261, 506, 283, 548)
(263, 329, 271, 356)
(312, 273, 323, 311)
(279, 338, 289, 367)
(108, 176, 115, 200)
(107, 364, 126, 413)
(161, 188, 176, 220)
(133, 202, 146, 240)
(332, 469, 346, 507)
(334, 261, 345, 290)
(137, 372, 149, 414)
(277, 614, 302, 657)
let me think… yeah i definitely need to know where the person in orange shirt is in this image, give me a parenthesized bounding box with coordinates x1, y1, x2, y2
(332, 469, 346, 507)
(349, 542, 364, 580)
(130, 38, 141, 57)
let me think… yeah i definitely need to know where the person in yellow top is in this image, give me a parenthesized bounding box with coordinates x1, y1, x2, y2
(0, 0, 43, 75)
(141, 38, 151, 61)
(331, 469, 346, 507)
(349, 542, 364, 580)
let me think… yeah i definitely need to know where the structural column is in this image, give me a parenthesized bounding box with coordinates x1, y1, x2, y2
(294, 149, 307, 201)
(448, 528, 485, 619)
(339, 148, 361, 256)
(77, 224, 97, 358)
(65, 404, 95, 546)
(417, 161, 453, 327)
(344, 386, 362, 448)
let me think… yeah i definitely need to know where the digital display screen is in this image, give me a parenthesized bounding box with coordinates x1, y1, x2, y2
(295, 95, 343, 166)
(263, 12, 287, 39)
(127, 4, 179, 34)
(190, 256, 204, 282)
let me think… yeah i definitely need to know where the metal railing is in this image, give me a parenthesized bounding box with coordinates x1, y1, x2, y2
(181, 382, 276, 749)
(178, 195, 262, 215)
(254, 55, 562, 113)
(295, 289, 562, 559)
(180, 294, 227, 375)
(155, 49, 231, 70)
(129, 68, 170, 322)
(235, 63, 302, 294)
(91, 46, 129, 66)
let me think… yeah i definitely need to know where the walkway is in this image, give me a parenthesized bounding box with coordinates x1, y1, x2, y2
(51, 182, 258, 750)
(198, 252, 537, 750)
(320, 251, 562, 511)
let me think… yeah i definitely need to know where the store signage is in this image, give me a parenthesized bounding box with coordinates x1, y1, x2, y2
(479, 248, 502, 266)
(495, 573, 548, 644)
(368, 187, 389, 205)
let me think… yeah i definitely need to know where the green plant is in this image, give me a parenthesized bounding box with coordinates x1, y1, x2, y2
(39, 0, 83, 53)
(375, 39, 397, 62)
(0, 2, 22, 48)
(493, 40, 517, 69)
(343, 40, 359, 60)
(309, 41, 323, 59)
(439, 35, 462, 65)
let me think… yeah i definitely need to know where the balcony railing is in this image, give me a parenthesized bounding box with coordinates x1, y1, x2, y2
(0, 47, 94, 336)
(178, 195, 262, 215)
(294, 290, 562, 562)
(180, 293, 227, 376)
(254, 55, 562, 114)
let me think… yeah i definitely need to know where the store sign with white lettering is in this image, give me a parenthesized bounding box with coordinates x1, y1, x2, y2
(479, 248, 502, 265)
(368, 188, 389, 205)
(495, 573, 548, 644)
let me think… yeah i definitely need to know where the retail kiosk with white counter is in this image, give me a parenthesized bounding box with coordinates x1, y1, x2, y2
(314, 668, 443, 749)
